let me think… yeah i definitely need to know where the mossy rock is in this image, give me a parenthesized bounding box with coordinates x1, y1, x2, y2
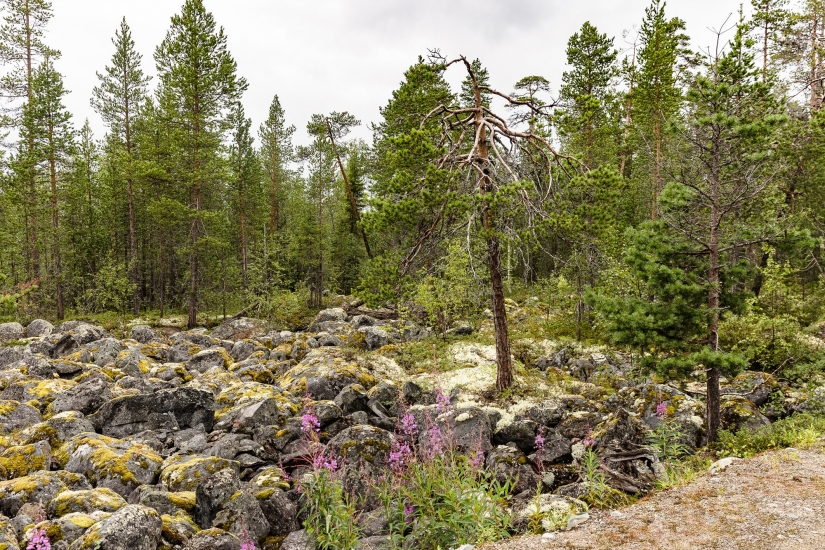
(250, 466, 290, 493)
(281, 348, 378, 399)
(33, 512, 98, 545)
(48, 487, 127, 517)
(136, 487, 196, 515)
(19, 411, 96, 450)
(0, 441, 50, 480)
(0, 470, 91, 517)
(0, 400, 42, 434)
(1, 379, 77, 410)
(0, 514, 19, 550)
(67, 504, 162, 550)
(160, 511, 199, 546)
(214, 382, 282, 420)
(57, 433, 163, 497)
(159, 456, 240, 492)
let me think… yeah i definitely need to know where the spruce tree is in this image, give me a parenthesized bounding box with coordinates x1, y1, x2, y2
(155, 0, 247, 328)
(92, 17, 150, 316)
(227, 101, 260, 290)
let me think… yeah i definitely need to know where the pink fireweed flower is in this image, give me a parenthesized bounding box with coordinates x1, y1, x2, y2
(27, 528, 51, 550)
(404, 505, 415, 522)
(400, 411, 418, 438)
(389, 441, 412, 473)
(301, 412, 321, 435)
(535, 429, 546, 454)
(425, 424, 444, 458)
(312, 454, 338, 472)
(582, 425, 595, 449)
(656, 402, 668, 418)
(435, 387, 451, 413)
(239, 523, 256, 550)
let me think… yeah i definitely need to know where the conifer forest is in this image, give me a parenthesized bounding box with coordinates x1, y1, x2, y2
(2, 1, 825, 549)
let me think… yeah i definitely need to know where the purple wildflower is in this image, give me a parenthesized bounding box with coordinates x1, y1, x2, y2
(582, 425, 595, 449)
(312, 454, 338, 472)
(425, 424, 444, 458)
(404, 505, 414, 522)
(400, 411, 418, 437)
(656, 402, 668, 418)
(535, 429, 546, 454)
(389, 441, 412, 473)
(469, 446, 485, 470)
(27, 528, 51, 550)
(301, 412, 321, 435)
(435, 387, 452, 413)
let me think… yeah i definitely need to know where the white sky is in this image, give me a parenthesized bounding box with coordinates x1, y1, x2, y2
(48, 0, 744, 146)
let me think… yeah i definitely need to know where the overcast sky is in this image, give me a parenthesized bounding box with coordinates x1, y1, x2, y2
(48, 0, 744, 146)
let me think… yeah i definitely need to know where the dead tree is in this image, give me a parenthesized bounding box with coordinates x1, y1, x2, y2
(414, 53, 581, 390)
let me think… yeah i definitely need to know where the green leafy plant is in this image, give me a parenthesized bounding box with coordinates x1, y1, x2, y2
(301, 469, 361, 550)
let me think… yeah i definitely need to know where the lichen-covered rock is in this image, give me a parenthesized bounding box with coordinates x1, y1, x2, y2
(432, 406, 493, 454)
(91, 386, 215, 438)
(591, 408, 649, 452)
(33, 512, 97, 546)
(282, 349, 377, 400)
(250, 467, 290, 493)
(309, 308, 347, 331)
(48, 487, 127, 517)
(211, 488, 269, 541)
(51, 377, 112, 416)
(129, 325, 159, 344)
(257, 488, 298, 536)
(67, 504, 162, 550)
(485, 445, 539, 494)
(87, 338, 124, 367)
(194, 468, 240, 529)
(214, 382, 287, 421)
(494, 417, 539, 452)
(0, 322, 24, 342)
(328, 425, 393, 508)
(56, 433, 163, 497)
(280, 529, 312, 550)
(160, 456, 240, 492)
(134, 487, 196, 516)
(187, 348, 233, 373)
(214, 397, 292, 434)
(514, 493, 588, 532)
(26, 319, 54, 338)
(19, 411, 96, 450)
(722, 371, 778, 406)
(0, 514, 20, 550)
(160, 511, 200, 547)
(0, 441, 50, 480)
(0, 400, 42, 434)
(720, 395, 771, 432)
(0, 471, 91, 517)
(182, 527, 241, 550)
(1, 378, 77, 411)
(211, 317, 267, 341)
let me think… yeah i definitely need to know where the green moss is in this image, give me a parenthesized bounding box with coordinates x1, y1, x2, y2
(166, 492, 196, 511)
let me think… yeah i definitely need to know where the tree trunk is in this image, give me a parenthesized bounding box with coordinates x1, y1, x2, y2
(125, 96, 139, 317)
(25, 4, 39, 280)
(706, 128, 722, 443)
(326, 120, 372, 259)
(472, 68, 513, 391)
(240, 194, 248, 289)
(48, 122, 63, 320)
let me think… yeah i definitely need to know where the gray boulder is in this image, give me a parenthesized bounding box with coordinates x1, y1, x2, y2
(67, 504, 162, 550)
(0, 322, 24, 342)
(26, 319, 53, 338)
(52, 377, 112, 416)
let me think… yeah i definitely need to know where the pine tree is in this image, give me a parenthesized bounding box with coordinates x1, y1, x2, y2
(91, 17, 150, 316)
(634, 0, 689, 218)
(27, 53, 73, 319)
(155, 0, 247, 328)
(258, 95, 295, 256)
(227, 101, 260, 290)
(0, 0, 57, 280)
(558, 21, 619, 168)
(596, 22, 788, 442)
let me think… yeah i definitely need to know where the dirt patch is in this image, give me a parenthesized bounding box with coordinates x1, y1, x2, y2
(483, 448, 825, 550)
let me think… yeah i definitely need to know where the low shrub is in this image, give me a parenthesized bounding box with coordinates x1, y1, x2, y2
(713, 413, 825, 458)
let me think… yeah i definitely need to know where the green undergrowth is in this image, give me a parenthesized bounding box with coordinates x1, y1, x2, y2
(712, 413, 825, 458)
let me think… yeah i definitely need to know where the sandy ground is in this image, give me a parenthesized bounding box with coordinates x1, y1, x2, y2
(481, 448, 825, 550)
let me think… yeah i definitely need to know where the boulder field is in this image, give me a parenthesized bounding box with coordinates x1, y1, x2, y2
(0, 301, 812, 549)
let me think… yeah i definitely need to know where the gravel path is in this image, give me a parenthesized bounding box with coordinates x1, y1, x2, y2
(482, 448, 825, 550)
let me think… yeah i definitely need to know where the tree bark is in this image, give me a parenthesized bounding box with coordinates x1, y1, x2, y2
(471, 64, 513, 390)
